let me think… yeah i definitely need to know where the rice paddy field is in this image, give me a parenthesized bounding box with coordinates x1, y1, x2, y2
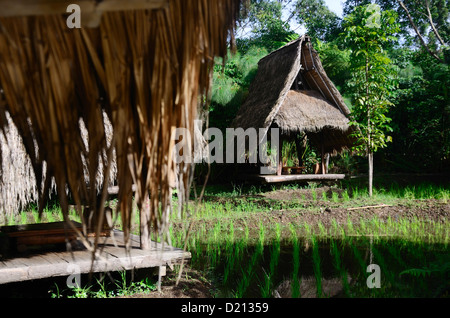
(0, 176, 449, 298)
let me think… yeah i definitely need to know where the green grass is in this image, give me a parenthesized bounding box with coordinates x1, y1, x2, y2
(49, 271, 158, 298)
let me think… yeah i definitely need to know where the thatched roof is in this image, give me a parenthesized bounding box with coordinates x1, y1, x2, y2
(0, 0, 241, 247)
(275, 90, 350, 134)
(233, 35, 354, 153)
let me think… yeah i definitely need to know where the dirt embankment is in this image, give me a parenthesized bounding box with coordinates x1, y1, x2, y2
(193, 187, 449, 234)
(261, 187, 448, 226)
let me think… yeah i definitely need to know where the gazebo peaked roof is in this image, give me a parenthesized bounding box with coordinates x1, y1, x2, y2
(233, 35, 354, 154)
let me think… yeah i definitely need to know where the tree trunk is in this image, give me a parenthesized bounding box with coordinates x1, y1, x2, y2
(397, 0, 444, 63)
(368, 152, 373, 197)
(366, 50, 373, 197)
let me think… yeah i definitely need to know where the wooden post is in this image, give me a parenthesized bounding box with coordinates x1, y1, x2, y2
(277, 137, 284, 176)
(294, 134, 305, 167)
(321, 141, 325, 175)
(140, 195, 151, 250)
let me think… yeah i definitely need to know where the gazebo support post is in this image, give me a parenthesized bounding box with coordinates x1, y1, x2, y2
(295, 134, 305, 167)
(140, 195, 151, 250)
(321, 134, 326, 175)
(277, 137, 284, 176)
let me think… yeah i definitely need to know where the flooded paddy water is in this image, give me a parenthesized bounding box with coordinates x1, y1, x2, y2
(190, 237, 449, 298)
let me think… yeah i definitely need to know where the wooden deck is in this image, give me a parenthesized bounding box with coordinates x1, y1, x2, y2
(0, 230, 190, 285)
(243, 174, 346, 183)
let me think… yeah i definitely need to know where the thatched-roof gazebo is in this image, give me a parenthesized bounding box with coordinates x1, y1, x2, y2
(233, 35, 354, 179)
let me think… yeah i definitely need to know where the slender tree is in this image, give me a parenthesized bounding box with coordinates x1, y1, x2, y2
(342, 4, 400, 196)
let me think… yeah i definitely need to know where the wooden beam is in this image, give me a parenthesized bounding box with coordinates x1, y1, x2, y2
(0, 0, 168, 18)
(347, 204, 392, 211)
(257, 174, 346, 183)
(321, 141, 325, 175)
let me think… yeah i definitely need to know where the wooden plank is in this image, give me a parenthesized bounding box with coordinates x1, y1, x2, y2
(347, 204, 393, 211)
(0, 0, 168, 17)
(256, 174, 346, 183)
(37, 252, 69, 265)
(1, 257, 29, 268)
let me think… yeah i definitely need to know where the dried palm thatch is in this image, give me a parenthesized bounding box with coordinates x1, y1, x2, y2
(0, 111, 40, 217)
(274, 90, 351, 153)
(0, 109, 117, 219)
(233, 35, 354, 154)
(0, 0, 241, 250)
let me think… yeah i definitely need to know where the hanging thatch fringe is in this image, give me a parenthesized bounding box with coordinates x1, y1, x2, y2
(0, 0, 241, 249)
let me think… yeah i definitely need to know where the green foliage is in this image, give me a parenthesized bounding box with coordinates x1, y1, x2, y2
(314, 40, 352, 92)
(236, 0, 294, 52)
(204, 0, 449, 175)
(293, 0, 342, 42)
(209, 46, 268, 132)
(385, 47, 450, 172)
(400, 254, 450, 279)
(342, 4, 400, 155)
(375, 0, 449, 63)
(237, 0, 297, 53)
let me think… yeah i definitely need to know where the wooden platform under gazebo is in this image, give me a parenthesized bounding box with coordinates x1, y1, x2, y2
(0, 221, 189, 285)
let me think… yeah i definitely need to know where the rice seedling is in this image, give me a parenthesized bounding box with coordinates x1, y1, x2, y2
(241, 221, 250, 246)
(349, 238, 368, 274)
(303, 222, 312, 238)
(346, 218, 355, 236)
(437, 189, 449, 203)
(258, 221, 265, 247)
(332, 191, 340, 203)
(291, 237, 301, 298)
(352, 186, 360, 199)
(261, 243, 280, 297)
(330, 239, 350, 297)
(403, 187, 416, 200)
(311, 236, 322, 297)
(342, 189, 350, 202)
(235, 229, 265, 298)
(223, 238, 245, 285)
(260, 223, 282, 297)
(317, 221, 327, 238)
(358, 219, 367, 236)
(311, 189, 317, 201)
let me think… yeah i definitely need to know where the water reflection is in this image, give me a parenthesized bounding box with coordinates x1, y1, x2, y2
(193, 237, 449, 298)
